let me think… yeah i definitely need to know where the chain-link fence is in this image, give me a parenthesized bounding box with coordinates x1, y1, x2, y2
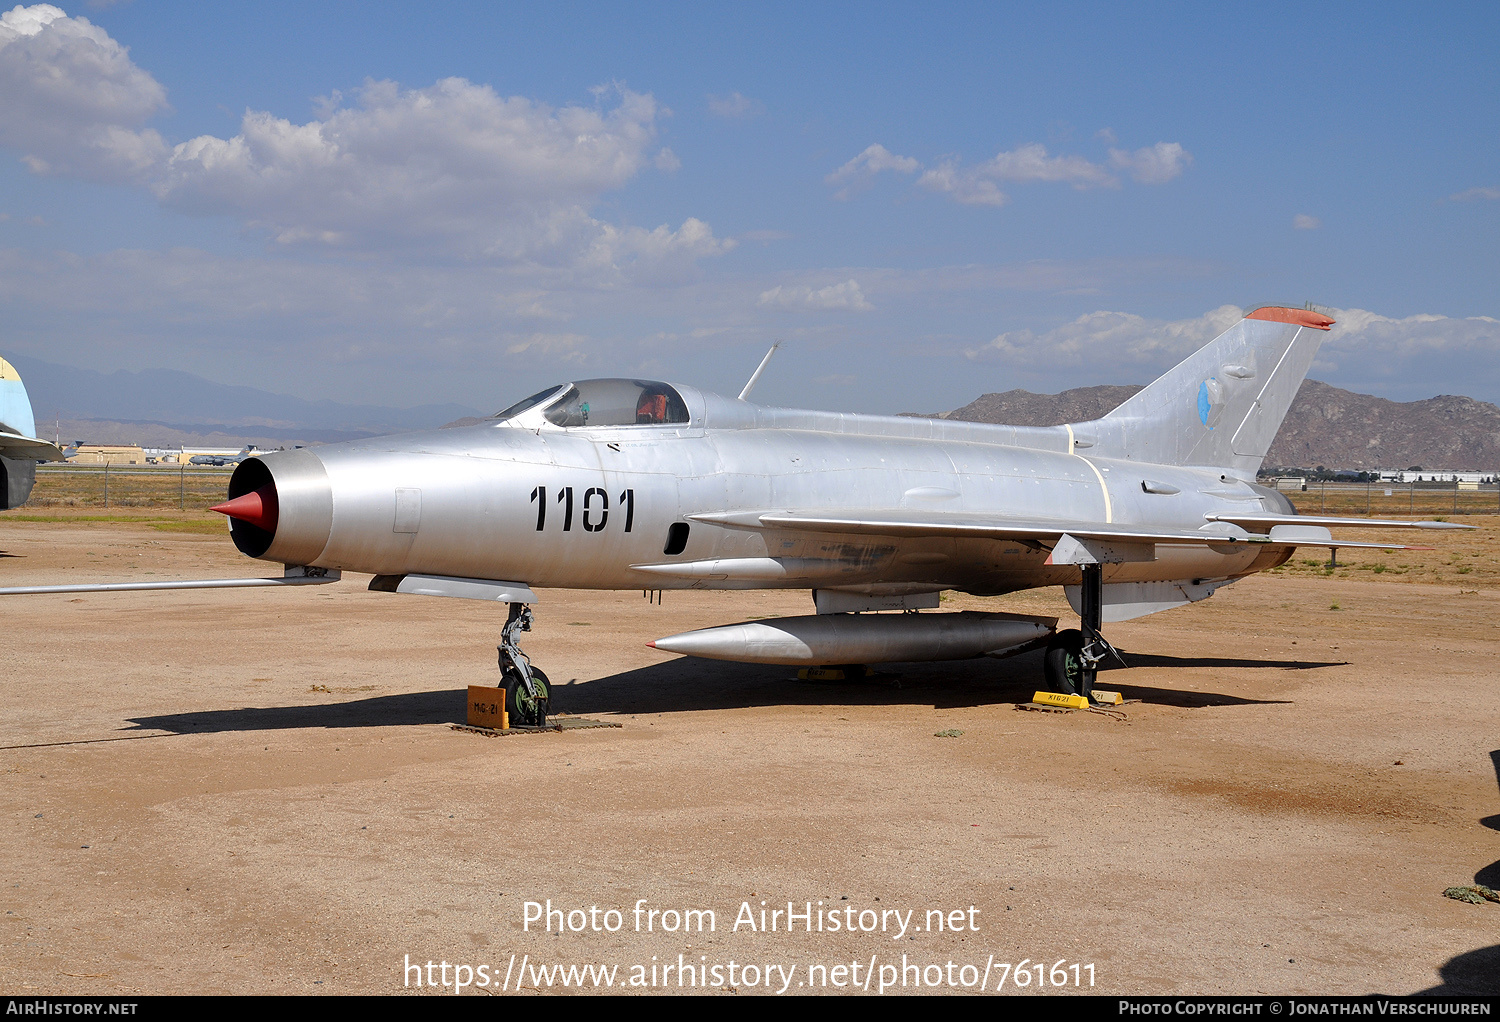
(30, 465, 234, 510)
(1274, 479, 1500, 517)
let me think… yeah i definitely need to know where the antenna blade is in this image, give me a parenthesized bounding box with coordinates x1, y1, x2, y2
(738, 342, 782, 401)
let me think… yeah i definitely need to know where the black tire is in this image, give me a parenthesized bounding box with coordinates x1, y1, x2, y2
(504, 666, 550, 727)
(1043, 629, 1087, 697)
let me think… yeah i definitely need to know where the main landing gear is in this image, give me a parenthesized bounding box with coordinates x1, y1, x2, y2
(1043, 563, 1125, 698)
(498, 602, 550, 727)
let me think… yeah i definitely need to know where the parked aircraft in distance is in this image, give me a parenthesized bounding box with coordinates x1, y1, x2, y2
(1, 308, 1471, 725)
(190, 446, 260, 467)
(0, 355, 65, 508)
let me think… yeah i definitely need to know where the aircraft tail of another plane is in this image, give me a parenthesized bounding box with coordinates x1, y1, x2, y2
(1084, 306, 1333, 477)
(0, 355, 66, 509)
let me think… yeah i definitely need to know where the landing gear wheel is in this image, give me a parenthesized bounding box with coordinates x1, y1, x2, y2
(504, 667, 550, 727)
(1043, 628, 1089, 697)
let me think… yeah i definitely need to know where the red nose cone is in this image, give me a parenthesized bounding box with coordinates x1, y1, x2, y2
(211, 485, 278, 532)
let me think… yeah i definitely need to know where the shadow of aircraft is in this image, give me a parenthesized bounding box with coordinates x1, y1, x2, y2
(122, 645, 1323, 736)
(1476, 750, 1500, 889)
(554, 652, 1298, 715)
(1414, 944, 1500, 995)
(1114, 652, 1347, 671)
(1399, 753, 1500, 995)
(127, 690, 463, 734)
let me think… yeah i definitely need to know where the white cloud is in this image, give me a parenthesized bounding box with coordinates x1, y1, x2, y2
(707, 91, 763, 118)
(978, 143, 1116, 186)
(580, 217, 736, 285)
(153, 79, 679, 259)
(964, 303, 1500, 402)
(968, 306, 1243, 367)
(918, 143, 1117, 207)
(0, 10, 731, 275)
(825, 143, 920, 199)
(1107, 142, 1192, 184)
(915, 163, 1010, 207)
(1321, 308, 1499, 363)
(1293, 214, 1322, 230)
(653, 147, 681, 172)
(758, 278, 872, 312)
(835, 139, 1189, 206)
(505, 332, 591, 363)
(0, 3, 167, 179)
(1448, 186, 1499, 202)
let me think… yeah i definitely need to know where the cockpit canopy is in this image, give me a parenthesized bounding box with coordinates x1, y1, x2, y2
(493, 379, 690, 428)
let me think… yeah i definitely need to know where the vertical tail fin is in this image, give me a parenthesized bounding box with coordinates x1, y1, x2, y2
(1084, 307, 1333, 476)
(0, 355, 65, 509)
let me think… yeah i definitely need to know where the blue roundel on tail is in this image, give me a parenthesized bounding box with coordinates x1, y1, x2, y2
(1197, 380, 1212, 427)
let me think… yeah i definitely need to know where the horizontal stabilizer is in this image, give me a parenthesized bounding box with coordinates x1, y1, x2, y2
(1204, 513, 1474, 531)
(0, 431, 65, 462)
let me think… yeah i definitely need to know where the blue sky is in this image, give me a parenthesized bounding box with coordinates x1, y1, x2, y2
(0, 1, 1495, 415)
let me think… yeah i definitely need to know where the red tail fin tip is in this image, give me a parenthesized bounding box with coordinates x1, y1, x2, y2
(1245, 307, 1335, 330)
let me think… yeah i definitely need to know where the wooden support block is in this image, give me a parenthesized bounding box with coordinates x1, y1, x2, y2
(467, 685, 508, 730)
(1032, 690, 1091, 710)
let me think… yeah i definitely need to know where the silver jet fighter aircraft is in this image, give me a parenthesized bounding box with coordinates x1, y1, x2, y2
(196, 305, 1465, 725)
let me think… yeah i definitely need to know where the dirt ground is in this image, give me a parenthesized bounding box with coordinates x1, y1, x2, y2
(1, 513, 1497, 996)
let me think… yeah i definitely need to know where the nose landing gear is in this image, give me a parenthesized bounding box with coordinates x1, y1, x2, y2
(498, 602, 550, 727)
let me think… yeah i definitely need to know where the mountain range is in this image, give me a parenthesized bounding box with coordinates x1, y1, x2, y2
(931, 379, 1500, 471)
